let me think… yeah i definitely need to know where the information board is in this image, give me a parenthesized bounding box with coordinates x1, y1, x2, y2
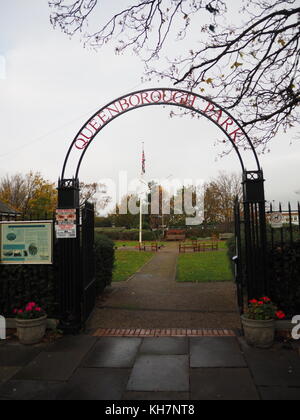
(0, 221, 53, 265)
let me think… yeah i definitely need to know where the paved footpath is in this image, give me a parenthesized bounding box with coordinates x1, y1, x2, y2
(88, 243, 241, 330)
(1, 334, 300, 400)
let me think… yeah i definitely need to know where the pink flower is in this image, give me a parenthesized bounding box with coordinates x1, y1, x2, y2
(18, 310, 23, 314)
(35, 307, 41, 312)
(276, 311, 286, 320)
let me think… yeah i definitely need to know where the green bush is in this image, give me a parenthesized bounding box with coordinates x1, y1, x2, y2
(94, 234, 115, 294)
(95, 217, 112, 228)
(227, 235, 236, 275)
(227, 228, 300, 316)
(267, 242, 300, 317)
(0, 263, 58, 318)
(95, 229, 157, 241)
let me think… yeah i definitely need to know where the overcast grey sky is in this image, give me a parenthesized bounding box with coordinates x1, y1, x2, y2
(0, 0, 299, 208)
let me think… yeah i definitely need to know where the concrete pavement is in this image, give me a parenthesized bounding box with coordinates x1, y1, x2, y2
(1, 334, 300, 400)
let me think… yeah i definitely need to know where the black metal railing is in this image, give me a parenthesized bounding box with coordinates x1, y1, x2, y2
(266, 202, 300, 317)
(81, 202, 96, 325)
(235, 200, 300, 317)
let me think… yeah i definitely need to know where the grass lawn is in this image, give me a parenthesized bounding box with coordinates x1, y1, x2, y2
(177, 250, 233, 283)
(113, 250, 154, 282)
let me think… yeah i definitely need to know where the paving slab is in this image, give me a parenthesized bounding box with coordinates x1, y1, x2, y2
(123, 392, 190, 400)
(242, 347, 300, 387)
(45, 335, 97, 356)
(259, 387, 300, 401)
(57, 368, 131, 400)
(190, 368, 259, 400)
(0, 344, 41, 367)
(140, 337, 189, 355)
(0, 367, 20, 384)
(13, 352, 82, 382)
(190, 337, 246, 368)
(82, 337, 142, 368)
(127, 355, 189, 392)
(0, 380, 65, 400)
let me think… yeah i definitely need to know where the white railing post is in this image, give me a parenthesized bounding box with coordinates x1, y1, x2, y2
(0, 315, 6, 340)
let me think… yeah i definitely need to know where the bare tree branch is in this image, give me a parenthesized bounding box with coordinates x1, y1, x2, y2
(49, 0, 300, 151)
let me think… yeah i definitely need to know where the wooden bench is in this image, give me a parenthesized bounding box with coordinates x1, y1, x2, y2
(179, 243, 197, 253)
(179, 240, 219, 253)
(139, 242, 159, 252)
(220, 233, 234, 241)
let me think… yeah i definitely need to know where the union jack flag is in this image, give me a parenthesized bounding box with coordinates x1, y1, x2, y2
(142, 146, 146, 175)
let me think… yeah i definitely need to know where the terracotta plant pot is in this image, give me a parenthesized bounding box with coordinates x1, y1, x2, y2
(16, 315, 47, 345)
(241, 315, 275, 349)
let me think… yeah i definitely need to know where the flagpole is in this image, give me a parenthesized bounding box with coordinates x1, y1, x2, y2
(139, 142, 145, 245)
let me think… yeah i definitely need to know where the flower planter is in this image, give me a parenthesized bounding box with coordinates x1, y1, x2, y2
(241, 315, 275, 349)
(16, 315, 47, 345)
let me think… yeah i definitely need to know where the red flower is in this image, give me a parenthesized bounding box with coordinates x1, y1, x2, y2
(35, 307, 41, 312)
(261, 297, 271, 302)
(276, 311, 286, 320)
(249, 299, 258, 304)
(258, 301, 264, 305)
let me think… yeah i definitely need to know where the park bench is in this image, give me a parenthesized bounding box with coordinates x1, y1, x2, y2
(139, 242, 159, 252)
(179, 240, 219, 253)
(220, 233, 234, 241)
(179, 242, 197, 253)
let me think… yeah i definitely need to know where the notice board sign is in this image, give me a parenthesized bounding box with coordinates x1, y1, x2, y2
(55, 209, 77, 239)
(0, 221, 53, 265)
(270, 212, 284, 229)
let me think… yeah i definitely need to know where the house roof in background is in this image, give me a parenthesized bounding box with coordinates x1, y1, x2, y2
(0, 201, 18, 214)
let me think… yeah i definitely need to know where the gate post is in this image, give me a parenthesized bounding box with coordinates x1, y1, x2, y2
(57, 178, 81, 334)
(243, 170, 268, 299)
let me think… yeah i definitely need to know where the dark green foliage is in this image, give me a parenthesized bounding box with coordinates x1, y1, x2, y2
(95, 217, 112, 228)
(95, 229, 157, 241)
(227, 235, 236, 275)
(227, 228, 300, 316)
(94, 234, 115, 295)
(267, 242, 300, 317)
(0, 262, 58, 318)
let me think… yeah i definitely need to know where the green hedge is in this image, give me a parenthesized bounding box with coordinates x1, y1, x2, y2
(227, 230, 300, 316)
(95, 229, 157, 241)
(94, 234, 115, 295)
(0, 263, 59, 318)
(267, 242, 300, 317)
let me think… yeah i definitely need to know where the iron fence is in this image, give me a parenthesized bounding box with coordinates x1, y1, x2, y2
(266, 203, 300, 317)
(235, 201, 300, 317)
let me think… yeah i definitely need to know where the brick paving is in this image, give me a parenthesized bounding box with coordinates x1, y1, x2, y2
(92, 328, 237, 337)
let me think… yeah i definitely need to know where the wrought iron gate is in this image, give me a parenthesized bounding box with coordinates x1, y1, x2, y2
(81, 201, 96, 325)
(234, 170, 268, 313)
(57, 179, 96, 332)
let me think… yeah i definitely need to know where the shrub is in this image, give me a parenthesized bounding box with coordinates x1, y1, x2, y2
(227, 236, 234, 273)
(95, 229, 157, 241)
(94, 234, 115, 295)
(227, 230, 300, 317)
(0, 263, 58, 318)
(267, 241, 300, 317)
(95, 217, 112, 228)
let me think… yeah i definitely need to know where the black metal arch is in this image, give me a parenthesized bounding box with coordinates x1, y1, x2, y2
(61, 87, 262, 180)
